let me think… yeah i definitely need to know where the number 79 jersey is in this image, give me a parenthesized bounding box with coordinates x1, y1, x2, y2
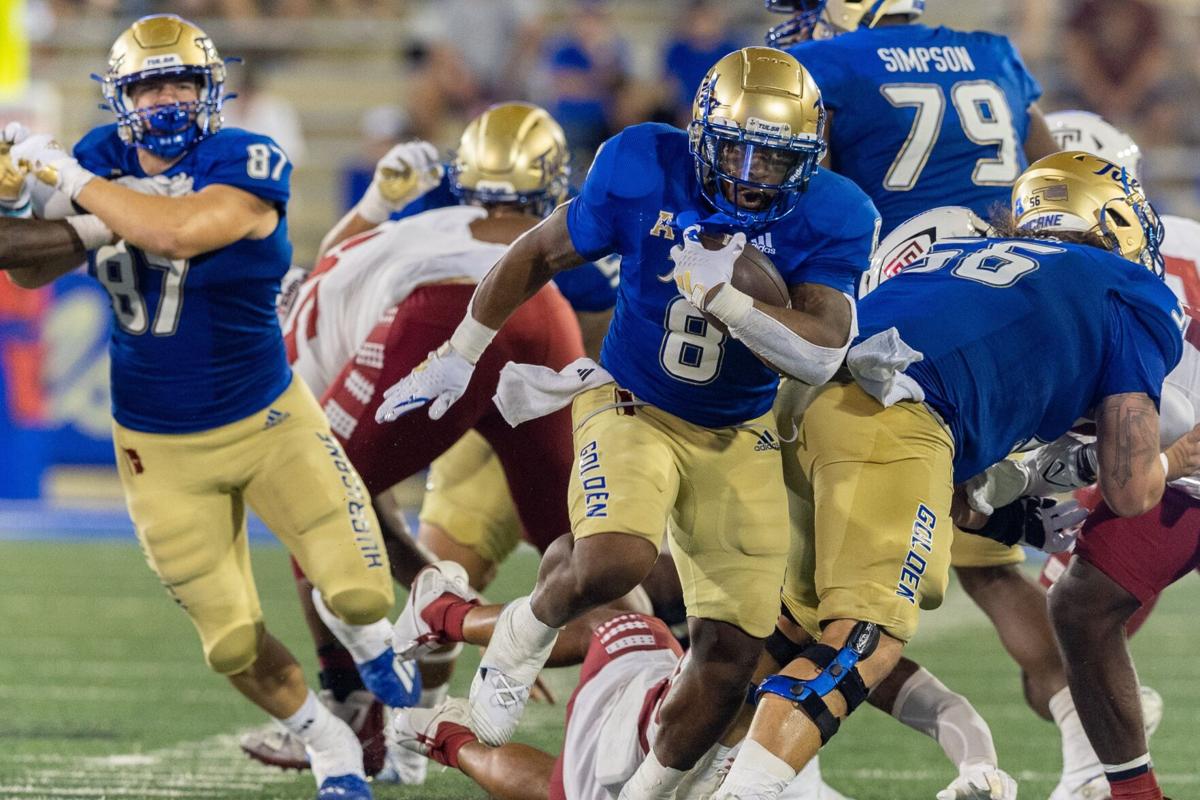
(788, 24, 1042, 237)
(75, 124, 294, 433)
(567, 123, 878, 428)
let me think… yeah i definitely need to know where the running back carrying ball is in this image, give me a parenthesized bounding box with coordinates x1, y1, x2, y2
(697, 232, 791, 335)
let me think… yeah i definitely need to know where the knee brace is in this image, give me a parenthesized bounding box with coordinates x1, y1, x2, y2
(206, 622, 262, 675)
(326, 586, 392, 626)
(753, 621, 880, 744)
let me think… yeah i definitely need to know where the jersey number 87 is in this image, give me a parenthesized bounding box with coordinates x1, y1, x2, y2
(96, 242, 190, 336)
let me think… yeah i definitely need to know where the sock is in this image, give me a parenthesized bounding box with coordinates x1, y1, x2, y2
(418, 682, 450, 709)
(892, 666, 999, 769)
(421, 593, 479, 642)
(1049, 686, 1103, 781)
(511, 596, 560, 650)
(1105, 755, 1162, 800)
(318, 644, 366, 702)
(311, 588, 392, 663)
(715, 739, 796, 800)
(618, 750, 688, 800)
(276, 689, 363, 783)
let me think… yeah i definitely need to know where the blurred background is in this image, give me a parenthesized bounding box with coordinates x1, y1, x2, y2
(1, 0, 1199, 498)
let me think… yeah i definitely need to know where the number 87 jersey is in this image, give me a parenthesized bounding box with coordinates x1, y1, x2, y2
(75, 123, 295, 433)
(787, 23, 1042, 237)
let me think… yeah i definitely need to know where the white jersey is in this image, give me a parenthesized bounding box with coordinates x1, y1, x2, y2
(1159, 215, 1200, 499)
(284, 206, 505, 397)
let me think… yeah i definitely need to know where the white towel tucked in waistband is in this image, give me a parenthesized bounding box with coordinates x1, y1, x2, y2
(493, 357, 614, 427)
(846, 327, 926, 407)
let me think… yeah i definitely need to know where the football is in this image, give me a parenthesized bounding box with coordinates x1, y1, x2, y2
(696, 232, 791, 335)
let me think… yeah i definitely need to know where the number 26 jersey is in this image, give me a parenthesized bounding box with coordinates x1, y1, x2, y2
(75, 124, 294, 434)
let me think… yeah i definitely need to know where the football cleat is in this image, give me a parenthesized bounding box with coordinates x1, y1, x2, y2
(1141, 685, 1163, 740)
(373, 740, 429, 785)
(316, 774, 372, 800)
(239, 689, 387, 775)
(392, 560, 475, 661)
(390, 697, 476, 767)
(468, 597, 557, 746)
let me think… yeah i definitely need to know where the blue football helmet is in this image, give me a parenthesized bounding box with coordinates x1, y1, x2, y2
(764, 0, 926, 47)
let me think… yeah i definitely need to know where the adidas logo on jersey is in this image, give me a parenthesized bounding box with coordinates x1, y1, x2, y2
(754, 430, 781, 452)
(263, 408, 291, 430)
(750, 232, 776, 255)
(577, 367, 595, 381)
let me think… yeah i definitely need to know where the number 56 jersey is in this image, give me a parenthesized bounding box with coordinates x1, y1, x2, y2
(74, 124, 294, 434)
(566, 123, 878, 428)
(788, 24, 1042, 237)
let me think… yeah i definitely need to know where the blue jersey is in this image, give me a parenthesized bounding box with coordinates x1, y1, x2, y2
(568, 123, 879, 427)
(789, 24, 1042, 236)
(395, 173, 619, 313)
(857, 238, 1184, 483)
(75, 125, 294, 433)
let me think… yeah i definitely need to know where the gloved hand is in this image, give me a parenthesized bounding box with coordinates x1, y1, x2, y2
(356, 140, 443, 223)
(13, 133, 97, 200)
(967, 496, 1088, 553)
(1, 122, 32, 216)
(115, 172, 195, 197)
(1021, 433, 1097, 496)
(963, 459, 1031, 516)
(936, 761, 1018, 800)
(375, 342, 474, 423)
(670, 225, 745, 312)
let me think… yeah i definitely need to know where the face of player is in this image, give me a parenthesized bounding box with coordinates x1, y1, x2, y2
(128, 77, 201, 114)
(716, 141, 800, 211)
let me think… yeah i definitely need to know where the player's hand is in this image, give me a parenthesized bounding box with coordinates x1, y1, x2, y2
(1164, 422, 1200, 481)
(1021, 433, 1097, 495)
(936, 761, 1017, 800)
(12, 133, 96, 200)
(0, 122, 33, 215)
(963, 459, 1031, 516)
(1019, 496, 1087, 553)
(670, 225, 744, 312)
(357, 141, 443, 223)
(114, 172, 195, 197)
(376, 342, 474, 423)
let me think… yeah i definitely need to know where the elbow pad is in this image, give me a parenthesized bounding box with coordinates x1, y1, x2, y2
(709, 286, 852, 386)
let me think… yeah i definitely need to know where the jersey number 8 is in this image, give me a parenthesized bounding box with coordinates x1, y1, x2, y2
(659, 297, 726, 383)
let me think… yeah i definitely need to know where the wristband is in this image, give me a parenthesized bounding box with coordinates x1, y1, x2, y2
(448, 312, 498, 364)
(703, 283, 754, 325)
(65, 214, 115, 250)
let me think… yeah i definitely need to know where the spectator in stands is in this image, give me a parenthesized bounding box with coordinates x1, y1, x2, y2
(403, 39, 484, 146)
(537, 0, 630, 158)
(662, 0, 739, 127)
(221, 59, 307, 166)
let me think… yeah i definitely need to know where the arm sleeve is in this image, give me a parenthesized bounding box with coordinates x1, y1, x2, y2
(200, 132, 291, 208)
(1098, 297, 1173, 406)
(565, 133, 624, 261)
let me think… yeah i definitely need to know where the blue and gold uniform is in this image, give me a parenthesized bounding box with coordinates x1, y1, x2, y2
(788, 24, 1042, 236)
(564, 120, 877, 637)
(785, 237, 1183, 642)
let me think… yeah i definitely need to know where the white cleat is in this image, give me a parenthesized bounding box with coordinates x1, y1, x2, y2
(1048, 773, 1112, 800)
(1140, 685, 1163, 740)
(374, 740, 429, 785)
(468, 597, 557, 746)
(392, 560, 474, 661)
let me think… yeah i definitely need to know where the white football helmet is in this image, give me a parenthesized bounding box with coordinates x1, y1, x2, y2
(860, 206, 991, 297)
(1045, 110, 1142, 182)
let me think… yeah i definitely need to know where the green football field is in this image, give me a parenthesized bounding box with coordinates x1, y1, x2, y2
(1, 539, 1197, 800)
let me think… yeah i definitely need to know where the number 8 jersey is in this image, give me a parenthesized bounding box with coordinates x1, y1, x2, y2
(75, 124, 294, 433)
(566, 123, 878, 428)
(787, 23, 1042, 237)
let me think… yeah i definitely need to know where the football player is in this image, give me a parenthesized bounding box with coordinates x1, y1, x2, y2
(715, 152, 1200, 799)
(377, 46, 880, 798)
(765, 0, 1059, 237)
(1, 15, 421, 800)
(970, 111, 1200, 800)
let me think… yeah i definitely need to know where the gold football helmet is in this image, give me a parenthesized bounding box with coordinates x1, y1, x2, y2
(1013, 150, 1164, 275)
(99, 14, 228, 158)
(448, 102, 569, 218)
(765, 0, 925, 46)
(689, 46, 825, 225)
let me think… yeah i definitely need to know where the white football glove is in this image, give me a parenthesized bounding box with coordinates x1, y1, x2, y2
(356, 140, 443, 223)
(0, 122, 33, 216)
(375, 342, 474, 423)
(115, 172, 195, 197)
(936, 761, 1017, 800)
(671, 225, 745, 312)
(963, 459, 1032, 516)
(1021, 433, 1097, 496)
(12, 133, 96, 200)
